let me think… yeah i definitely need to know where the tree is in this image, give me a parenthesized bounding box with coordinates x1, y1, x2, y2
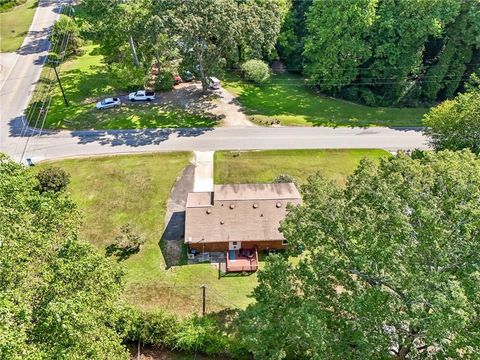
(36, 166, 70, 193)
(277, 0, 313, 72)
(0, 154, 128, 359)
(423, 86, 480, 153)
(303, 0, 377, 93)
(176, 0, 241, 92)
(241, 59, 270, 83)
(114, 223, 146, 250)
(237, 0, 285, 62)
(241, 151, 480, 359)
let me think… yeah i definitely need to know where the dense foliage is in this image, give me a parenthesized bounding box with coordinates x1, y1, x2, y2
(241, 151, 480, 359)
(241, 59, 271, 83)
(0, 155, 128, 359)
(80, 0, 284, 91)
(0, 0, 26, 12)
(279, 0, 480, 106)
(36, 166, 71, 193)
(424, 85, 480, 153)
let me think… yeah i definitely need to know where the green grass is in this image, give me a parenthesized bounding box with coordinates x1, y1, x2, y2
(30, 45, 217, 130)
(41, 149, 390, 316)
(215, 149, 391, 185)
(223, 74, 427, 127)
(40, 152, 258, 316)
(0, 0, 37, 52)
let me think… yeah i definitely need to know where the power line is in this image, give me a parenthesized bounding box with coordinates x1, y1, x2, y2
(19, 2, 74, 163)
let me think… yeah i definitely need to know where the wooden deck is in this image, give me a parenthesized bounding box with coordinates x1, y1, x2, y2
(226, 248, 258, 272)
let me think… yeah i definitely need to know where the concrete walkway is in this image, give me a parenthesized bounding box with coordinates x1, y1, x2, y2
(193, 151, 214, 192)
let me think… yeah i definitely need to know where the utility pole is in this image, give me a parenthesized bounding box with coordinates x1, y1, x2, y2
(53, 63, 69, 107)
(201, 285, 206, 316)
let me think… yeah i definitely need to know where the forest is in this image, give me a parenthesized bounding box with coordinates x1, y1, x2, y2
(77, 0, 480, 107)
(279, 0, 480, 106)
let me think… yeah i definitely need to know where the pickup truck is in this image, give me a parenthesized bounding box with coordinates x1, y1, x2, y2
(128, 90, 155, 102)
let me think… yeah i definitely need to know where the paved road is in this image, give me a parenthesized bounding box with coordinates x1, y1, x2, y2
(11, 126, 427, 162)
(0, 0, 428, 163)
(0, 0, 62, 161)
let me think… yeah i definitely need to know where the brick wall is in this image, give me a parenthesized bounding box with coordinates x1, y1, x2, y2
(188, 240, 287, 252)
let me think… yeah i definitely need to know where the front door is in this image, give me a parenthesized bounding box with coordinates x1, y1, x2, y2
(229, 241, 241, 250)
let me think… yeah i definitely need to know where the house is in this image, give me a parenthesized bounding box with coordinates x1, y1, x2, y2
(185, 183, 302, 272)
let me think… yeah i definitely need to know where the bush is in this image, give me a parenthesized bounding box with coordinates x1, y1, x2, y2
(274, 173, 296, 185)
(155, 70, 175, 91)
(174, 316, 229, 356)
(114, 223, 146, 250)
(359, 88, 378, 106)
(115, 309, 247, 358)
(241, 59, 270, 84)
(36, 167, 70, 193)
(0, 0, 27, 12)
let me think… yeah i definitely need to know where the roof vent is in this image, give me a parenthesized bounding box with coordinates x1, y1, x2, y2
(220, 220, 225, 225)
(229, 204, 235, 209)
(253, 203, 258, 209)
(276, 202, 282, 208)
(206, 209, 212, 214)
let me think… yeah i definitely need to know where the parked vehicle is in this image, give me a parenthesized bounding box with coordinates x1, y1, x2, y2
(174, 75, 183, 85)
(95, 97, 121, 110)
(208, 76, 221, 90)
(128, 90, 155, 102)
(182, 71, 195, 82)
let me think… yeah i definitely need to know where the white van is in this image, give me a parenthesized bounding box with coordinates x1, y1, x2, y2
(208, 76, 221, 90)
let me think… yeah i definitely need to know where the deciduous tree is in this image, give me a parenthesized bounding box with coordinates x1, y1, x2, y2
(0, 154, 128, 359)
(241, 151, 480, 359)
(424, 85, 480, 153)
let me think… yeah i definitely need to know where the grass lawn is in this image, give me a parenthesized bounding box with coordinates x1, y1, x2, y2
(40, 152, 258, 316)
(29, 45, 217, 130)
(223, 74, 427, 127)
(0, 0, 37, 52)
(41, 149, 390, 316)
(215, 149, 391, 185)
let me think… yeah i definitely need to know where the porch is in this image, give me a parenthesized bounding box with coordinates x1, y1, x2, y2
(226, 248, 258, 273)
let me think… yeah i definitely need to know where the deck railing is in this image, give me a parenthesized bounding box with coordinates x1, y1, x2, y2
(226, 248, 258, 272)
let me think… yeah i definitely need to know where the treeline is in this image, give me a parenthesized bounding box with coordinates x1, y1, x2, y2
(278, 0, 480, 106)
(79, 0, 288, 92)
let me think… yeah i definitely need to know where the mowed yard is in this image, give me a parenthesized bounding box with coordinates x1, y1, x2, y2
(224, 74, 427, 127)
(40, 152, 257, 316)
(41, 149, 390, 316)
(0, 0, 37, 52)
(29, 45, 218, 130)
(215, 149, 391, 185)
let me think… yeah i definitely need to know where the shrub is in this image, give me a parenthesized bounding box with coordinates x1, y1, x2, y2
(241, 59, 270, 84)
(155, 70, 175, 91)
(274, 173, 296, 185)
(114, 223, 146, 250)
(36, 167, 70, 193)
(0, 0, 27, 12)
(174, 316, 229, 356)
(137, 311, 179, 347)
(359, 88, 377, 106)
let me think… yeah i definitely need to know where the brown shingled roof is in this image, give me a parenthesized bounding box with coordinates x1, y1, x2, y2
(185, 183, 301, 244)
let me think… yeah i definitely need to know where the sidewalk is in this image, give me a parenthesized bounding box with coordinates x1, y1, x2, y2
(193, 151, 214, 192)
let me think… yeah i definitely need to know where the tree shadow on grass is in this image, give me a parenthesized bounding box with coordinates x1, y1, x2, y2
(105, 243, 140, 261)
(230, 74, 426, 128)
